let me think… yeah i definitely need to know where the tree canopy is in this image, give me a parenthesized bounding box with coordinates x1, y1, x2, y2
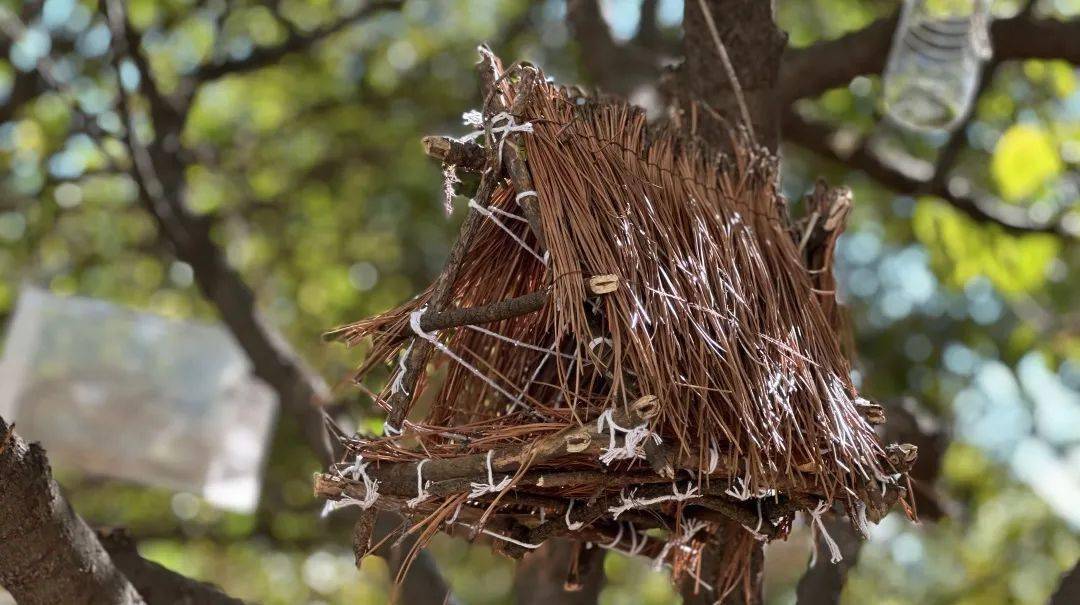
(1, 0, 1078, 604)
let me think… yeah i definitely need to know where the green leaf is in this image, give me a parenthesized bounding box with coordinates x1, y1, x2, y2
(912, 199, 1060, 294)
(991, 125, 1062, 202)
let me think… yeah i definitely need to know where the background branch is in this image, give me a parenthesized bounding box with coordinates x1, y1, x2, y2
(781, 110, 1072, 236)
(192, 1, 403, 83)
(781, 13, 1080, 105)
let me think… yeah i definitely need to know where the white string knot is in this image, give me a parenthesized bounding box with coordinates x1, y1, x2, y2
(596, 409, 662, 465)
(515, 190, 537, 203)
(383, 421, 404, 437)
(462, 110, 484, 127)
(468, 450, 512, 498)
(564, 499, 584, 531)
(608, 482, 701, 519)
(456, 111, 534, 159)
(808, 500, 843, 565)
(322, 454, 380, 517)
(406, 459, 432, 508)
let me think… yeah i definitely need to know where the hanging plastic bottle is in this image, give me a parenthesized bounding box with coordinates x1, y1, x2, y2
(882, 0, 993, 132)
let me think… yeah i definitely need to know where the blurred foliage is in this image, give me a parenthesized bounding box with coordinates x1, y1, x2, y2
(1, 0, 1078, 604)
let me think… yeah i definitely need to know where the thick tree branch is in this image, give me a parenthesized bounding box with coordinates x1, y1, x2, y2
(192, 1, 402, 82)
(97, 529, 245, 605)
(673, 2, 786, 600)
(1, 418, 247, 605)
(781, 13, 1080, 104)
(0, 417, 145, 604)
(514, 540, 605, 605)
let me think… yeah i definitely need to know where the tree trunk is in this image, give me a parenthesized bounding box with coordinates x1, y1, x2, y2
(794, 517, 864, 605)
(675, 0, 787, 150)
(0, 418, 145, 605)
(674, 2, 786, 602)
(514, 540, 606, 605)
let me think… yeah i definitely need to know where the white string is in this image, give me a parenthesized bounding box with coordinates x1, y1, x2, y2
(468, 450, 512, 498)
(487, 203, 529, 223)
(515, 190, 537, 203)
(448, 501, 463, 524)
(600, 523, 624, 550)
(322, 454, 380, 517)
(389, 341, 414, 396)
(706, 441, 720, 474)
(449, 520, 542, 550)
(627, 523, 646, 556)
(809, 500, 843, 565)
(409, 307, 528, 409)
(467, 199, 546, 264)
(854, 501, 872, 538)
(466, 324, 573, 359)
(608, 482, 701, 519)
(406, 459, 432, 508)
(588, 336, 613, 352)
(596, 409, 662, 465)
(651, 519, 708, 571)
(479, 527, 541, 550)
(383, 421, 404, 437)
(564, 499, 584, 531)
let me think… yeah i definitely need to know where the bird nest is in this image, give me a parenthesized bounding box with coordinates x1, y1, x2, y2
(316, 50, 916, 599)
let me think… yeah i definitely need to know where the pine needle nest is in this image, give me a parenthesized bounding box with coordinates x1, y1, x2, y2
(317, 51, 917, 599)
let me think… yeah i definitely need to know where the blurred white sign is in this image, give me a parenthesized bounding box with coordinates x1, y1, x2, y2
(0, 286, 278, 512)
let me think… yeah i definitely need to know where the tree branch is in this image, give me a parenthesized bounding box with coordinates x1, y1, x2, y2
(794, 515, 863, 605)
(98, 5, 457, 602)
(565, 0, 665, 96)
(96, 529, 246, 605)
(781, 110, 1073, 237)
(1050, 560, 1080, 605)
(781, 13, 1080, 104)
(514, 540, 605, 605)
(192, 1, 403, 82)
(0, 417, 145, 604)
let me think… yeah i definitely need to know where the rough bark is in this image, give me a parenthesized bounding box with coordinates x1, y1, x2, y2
(0, 418, 145, 605)
(675, 0, 787, 150)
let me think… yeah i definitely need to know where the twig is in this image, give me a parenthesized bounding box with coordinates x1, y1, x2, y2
(695, 0, 756, 141)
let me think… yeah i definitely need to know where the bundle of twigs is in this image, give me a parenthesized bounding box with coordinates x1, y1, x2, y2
(316, 50, 917, 599)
